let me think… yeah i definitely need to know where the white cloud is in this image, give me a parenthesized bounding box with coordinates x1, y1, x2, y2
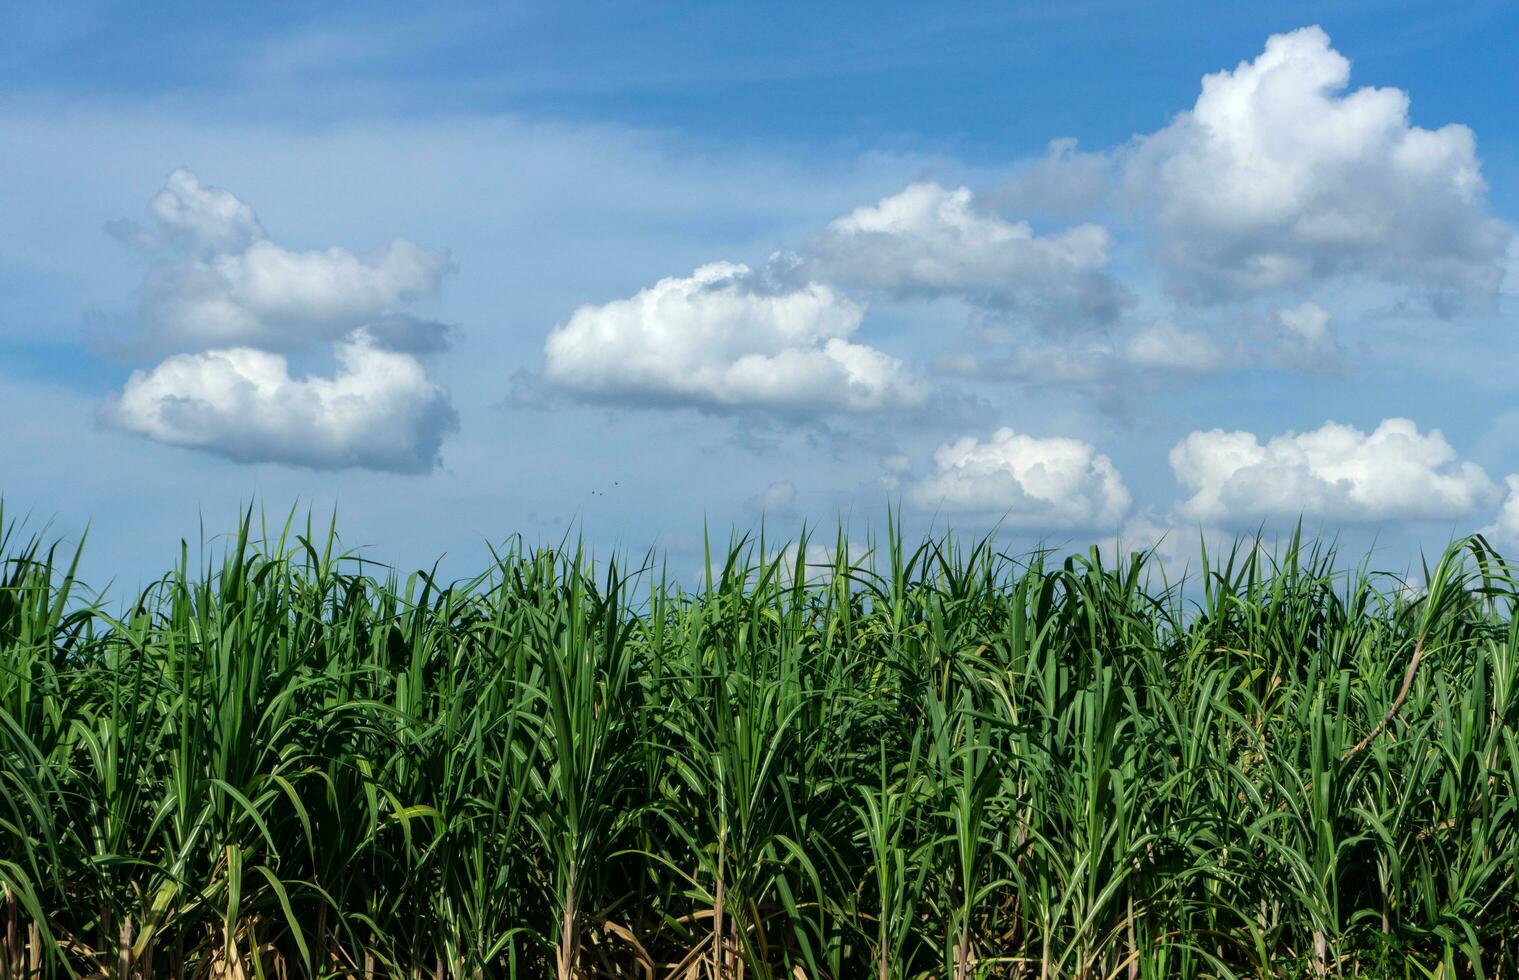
(1171, 418, 1498, 524)
(1124, 321, 1229, 374)
(1480, 476, 1519, 552)
(803, 181, 1125, 325)
(142, 237, 448, 351)
(1266, 301, 1341, 372)
(1124, 26, 1512, 304)
(101, 331, 456, 472)
(113, 167, 266, 253)
(878, 454, 912, 492)
(937, 341, 1117, 385)
(1101, 510, 1201, 568)
(1121, 305, 1341, 375)
(942, 303, 1345, 391)
(745, 480, 798, 514)
(907, 427, 1130, 527)
(543, 261, 925, 412)
(99, 171, 460, 472)
(992, 138, 1112, 216)
(121, 169, 450, 352)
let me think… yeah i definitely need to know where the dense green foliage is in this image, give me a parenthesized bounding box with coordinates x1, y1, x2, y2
(3, 511, 1519, 978)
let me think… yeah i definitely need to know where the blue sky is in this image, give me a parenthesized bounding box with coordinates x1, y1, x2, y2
(3, 1, 1518, 587)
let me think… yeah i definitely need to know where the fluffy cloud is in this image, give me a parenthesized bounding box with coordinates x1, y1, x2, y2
(940, 303, 1345, 391)
(907, 427, 1130, 527)
(1171, 418, 1498, 524)
(1124, 321, 1229, 374)
(1122, 304, 1340, 375)
(803, 181, 1125, 325)
(745, 480, 798, 515)
(543, 261, 925, 412)
(991, 138, 1112, 217)
(100, 171, 459, 471)
(1266, 302, 1341, 372)
(109, 167, 266, 253)
(101, 332, 456, 472)
(1125, 26, 1512, 304)
(1480, 476, 1519, 552)
(119, 169, 451, 352)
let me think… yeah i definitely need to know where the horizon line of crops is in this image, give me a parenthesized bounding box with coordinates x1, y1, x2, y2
(3, 507, 1519, 978)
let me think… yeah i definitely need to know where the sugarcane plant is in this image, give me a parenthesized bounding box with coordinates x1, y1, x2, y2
(3, 506, 1519, 977)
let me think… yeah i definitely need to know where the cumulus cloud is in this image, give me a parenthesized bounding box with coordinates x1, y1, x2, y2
(940, 303, 1344, 393)
(100, 170, 459, 472)
(118, 169, 451, 353)
(1480, 476, 1519, 552)
(991, 138, 1112, 217)
(1171, 418, 1498, 524)
(543, 261, 926, 413)
(141, 237, 449, 352)
(108, 167, 266, 254)
(802, 181, 1126, 325)
(745, 480, 798, 515)
(1265, 302, 1341, 372)
(1124, 321, 1229, 374)
(1121, 304, 1341, 375)
(907, 427, 1130, 527)
(1124, 26, 1512, 304)
(101, 331, 456, 472)
(878, 453, 912, 492)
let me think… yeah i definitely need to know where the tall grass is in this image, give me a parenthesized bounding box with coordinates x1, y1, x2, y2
(3, 509, 1519, 977)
